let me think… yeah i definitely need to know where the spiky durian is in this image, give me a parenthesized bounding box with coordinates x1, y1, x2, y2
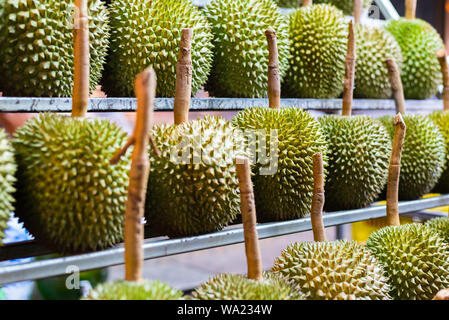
(103, 0, 213, 97)
(426, 218, 449, 244)
(354, 24, 402, 99)
(85, 280, 183, 300)
(232, 107, 327, 222)
(275, 0, 372, 16)
(428, 111, 449, 193)
(146, 116, 245, 238)
(319, 116, 391, 211)
(203, 0, 289, 98)
(0, 129, 16, 245)
(283, 4, 347, 98)
(12, 114, 130, 254)
(379, 114, 446, 200)
(272, 240, 391, 300)
(192, 272, 303, 300)
(385, 18, 444, 99)
(0, 0, 109, 97)
(366, 224, 449, 300)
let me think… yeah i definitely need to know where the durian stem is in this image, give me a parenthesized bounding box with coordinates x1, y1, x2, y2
(110, 135, 160, 165)
(174, 29, 193, 125)
(342, 21, 356, 117)
(236, 157, 263, 282)
(354, 0, 363, 24)
(437, 49, 449, 111)
(405, 0, 417, 19)
(265, 30, 281, 110)
(386, 58, 407, 115)
(311, 153, 326, 242)
(303, 0, 312, 6)
(433, 288, 449, 300)
(386, 113, 406, 227)
(124, 68, 157, 282)
(72, 0, 90, 118)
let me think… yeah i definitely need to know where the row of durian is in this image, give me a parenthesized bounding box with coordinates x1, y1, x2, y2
(0, 0, 443, 100)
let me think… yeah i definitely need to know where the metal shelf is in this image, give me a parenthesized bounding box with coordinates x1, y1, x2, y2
(0, 195, 448, 286)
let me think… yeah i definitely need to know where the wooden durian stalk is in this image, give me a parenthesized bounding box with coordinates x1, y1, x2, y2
(386, 58, 407, 115)
(236, 157, 263, 281)
(437, 49, 449, 111)
(266, 30, 281, 110)
(342, 21, 356, 116)
(354, 0, 363, 25)
(302, 0, 312, 7)
(405, 0, 417, 20)
(124, 68, 157, 282)
(174, 28, 193, 125)
(311, 153, 326, 242)
(386, 114, 406, 227)
(433, 288, 449, 300)
(72, 0, 90, 118)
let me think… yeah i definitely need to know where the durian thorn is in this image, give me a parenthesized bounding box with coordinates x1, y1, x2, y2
(311, 153, 326, 242)
(354, 0, 363, 24)
(386, 58, 406, 115)
(265, 30, 281, 110)
(342, 21, 356, 117)
(72, 0, 90, 118)
(386, 113, 406, 227)
(235, 157, 263, 282)
(174, 28, 193, 125)
(437, 49, 449, 111)
(433, 288, 449, 300)
(110, 136, 135, 165)
(405, 0, 417, 20)
(303, 0, 313, 7)
(125, 67, 157, 282)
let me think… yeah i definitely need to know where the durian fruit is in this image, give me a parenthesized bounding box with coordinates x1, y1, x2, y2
(378, 114, 445, 200)
(283, 3, 348, 98)
(146, 29, 245, 238)
(272, 153, 391, 300)
(12, 2, 130, 254)
(384, 1, 444, 99)
(233, 30, 327, 222)
(0, 129, 16, 245)
(426, 218, 449, 244)
(0, 0, 109, 97)
(192, 157, 302, 300)
(354, 24, 403, 99)
(104, 0, 213, 97)
(366, 224, 449, 300)
(275, 0, 372, 16)
(203, 0, 289, 98)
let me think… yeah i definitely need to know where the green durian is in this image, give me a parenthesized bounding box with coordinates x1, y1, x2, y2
(104, 0, 213, 97)
(275, 0, 372, 16)
(283, 4, 348, 98)
(426, 218, 449, 244)
(85, 280, 183, 300)
(385, 18, 444, 99)
(0, 129, 16, 245)
(379, 114, 446, 200)
(366, 224, 449, 300)
(319, 116, 391, 211)
(203, 0, 290, 98)
(428, 111, 449, 193)
(191, 272, 303, 300)
(272, 240, 391, 300)
(232, 107, 327, 222)
(0, 0, 109, 97)
(13, 114, 130, 254)
(354, 24, 402, 99)
(146, 116, 246, 238)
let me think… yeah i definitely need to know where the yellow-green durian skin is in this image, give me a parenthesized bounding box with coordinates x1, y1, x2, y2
(146, 116, 246, 238)
(0, 129, 16, 245)
(191, 273, 304, 300)
(354, 24, 402, 99)
(203, 0, 290, 98)
(104, 0, 213, 97)
(385, 18, 444, 99)
(12, 114, 130, 254)
(426, 218, 449, 244)
(233, 107, 327, 222)
(85, 280, 183, 300)
(319, 116, 391, 211)
(272, 240, 392, 300)
(379, 114, 446, 200)
(275, 0, 372, 15)
(284, 4, 347, 98)
(428, 111, 449, 193)
(366, 224, 449, 300)
(0, 0, 109, 97)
